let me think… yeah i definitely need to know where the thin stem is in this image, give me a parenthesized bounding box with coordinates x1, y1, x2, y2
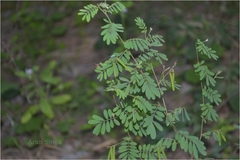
(162, 98, 178, 133)
(127, 131, 133, 141)
(98, 5, 125, 45)
(130, 52, 141, 69)
(196, 42, 205, 140)
(162, 98, 168, 114)
(158, 61, 177, 86)
(200, 118, 204, 140)
(118, 34, 125, 44)
(151, 63, 160, 87)
(195, 43, 199, 63)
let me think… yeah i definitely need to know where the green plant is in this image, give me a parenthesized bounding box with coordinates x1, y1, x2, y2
(10, 2, 67, 64)
(14, 60, 72, 124)
(2, 60, 73, 148)
(79, 1, 226, 159)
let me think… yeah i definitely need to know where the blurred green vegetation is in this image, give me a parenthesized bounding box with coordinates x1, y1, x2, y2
(1, 1, 239, 159)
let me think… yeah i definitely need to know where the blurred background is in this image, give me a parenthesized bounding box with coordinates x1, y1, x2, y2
(1, 1, 239, 159)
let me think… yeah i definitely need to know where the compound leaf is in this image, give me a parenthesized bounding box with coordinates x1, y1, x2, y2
(135, 17, 147, 33)
(78, 4, 98, 22)
(196, 39, 218, 60)
(108, 2, 126, 14)
(203, 87, 222, 105)
(124, 38, 149, 51)
(101, 19, 124, 45)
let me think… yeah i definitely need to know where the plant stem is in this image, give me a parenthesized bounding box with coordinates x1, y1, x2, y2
(162, 98, 178, 133)
(127, 131, 133, 141)
(200, 118, 204, 140)
(98, 5, 125, 44)
(196, 42, 205, 140)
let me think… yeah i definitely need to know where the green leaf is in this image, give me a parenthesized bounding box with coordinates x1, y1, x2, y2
(149, 35, 165, 47)
(56, 121, 70, 133)
(141, 73, 161, 100)
(118, 138, 138, 160)
(194, 61, 216, 87)
(147, 123, 156, 139)
(202, 87, 222, 105)
(21, 105, 39, 124)
(135, 17, 147, 33)
(175, 131, 206, 159)
(50, 94, 72, 105)
(88, 119, 100, 125)
(40, 62, 61, 85)
(201, 103, 218, 122)
(93, 124, 101, 135)
(78, 4, 98, 22)
(3, 136, 20, 148)
(92, 115, 104, 121)
(28, 105, 39, 114)
(212, 132, 219, 141)
(16, 117, 44, 134)
(153, 121, 163, 131)
(172, 141, 177, 151)
(114, 119, 120, 126)
(196, 39, 219, 60)
(133, 96, 153, 113)
(14, 70, 28, 78)
(106, 121, 111, 133)
(183, 108, 190, 121)
(220, 132, 226, 142)
(21, 112, 32, 124)
(124, 38, 149, 51)
(101, 20, 124, 45)
(108, 2, 126, 14)
(103, 110, 109, 119)
(192, 144, 198, 159)
(39, 99, 54, 119)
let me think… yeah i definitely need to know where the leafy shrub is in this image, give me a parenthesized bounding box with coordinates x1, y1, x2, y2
(78, 1, 226, 159)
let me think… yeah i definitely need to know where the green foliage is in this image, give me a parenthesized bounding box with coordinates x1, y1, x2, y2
(196, 39, 218, 60)
(166, 107, 190, 126)
(202, 87, 222, 105)
(79, 1, 224, 159)
(175, 131, 207, 159)
(88, 109, 121, 135)
(95, 51, 131, 81)
(118, 138, 138, 159)
(2, 136, 20, 148)
(140, 73, 162, 100)
(78, 4, 98, 22)
(101, 19, 124, 45)
(184, 69, 201, 84)
(9, 2, 68, 63)
(135, 17, 147, 33)
(51, 26, 67, 37)
(56, 120, 71, 133)
(15, 61, 72, 124)
(21, 105, 39, 123)
(50, 94, 72, 105)
(138, 144, 158, 159)
(201, 103, 218, 122)
(39, 99, 54, 119)
(194, 61, 216, 87)
(124, 38, 149, 51)
(107, 145, 116, 160)
(108, 2, 126, 14)
(202, 130, 226, 146)
(1, 80, 19, 100)
(16, 117, 45, 134)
